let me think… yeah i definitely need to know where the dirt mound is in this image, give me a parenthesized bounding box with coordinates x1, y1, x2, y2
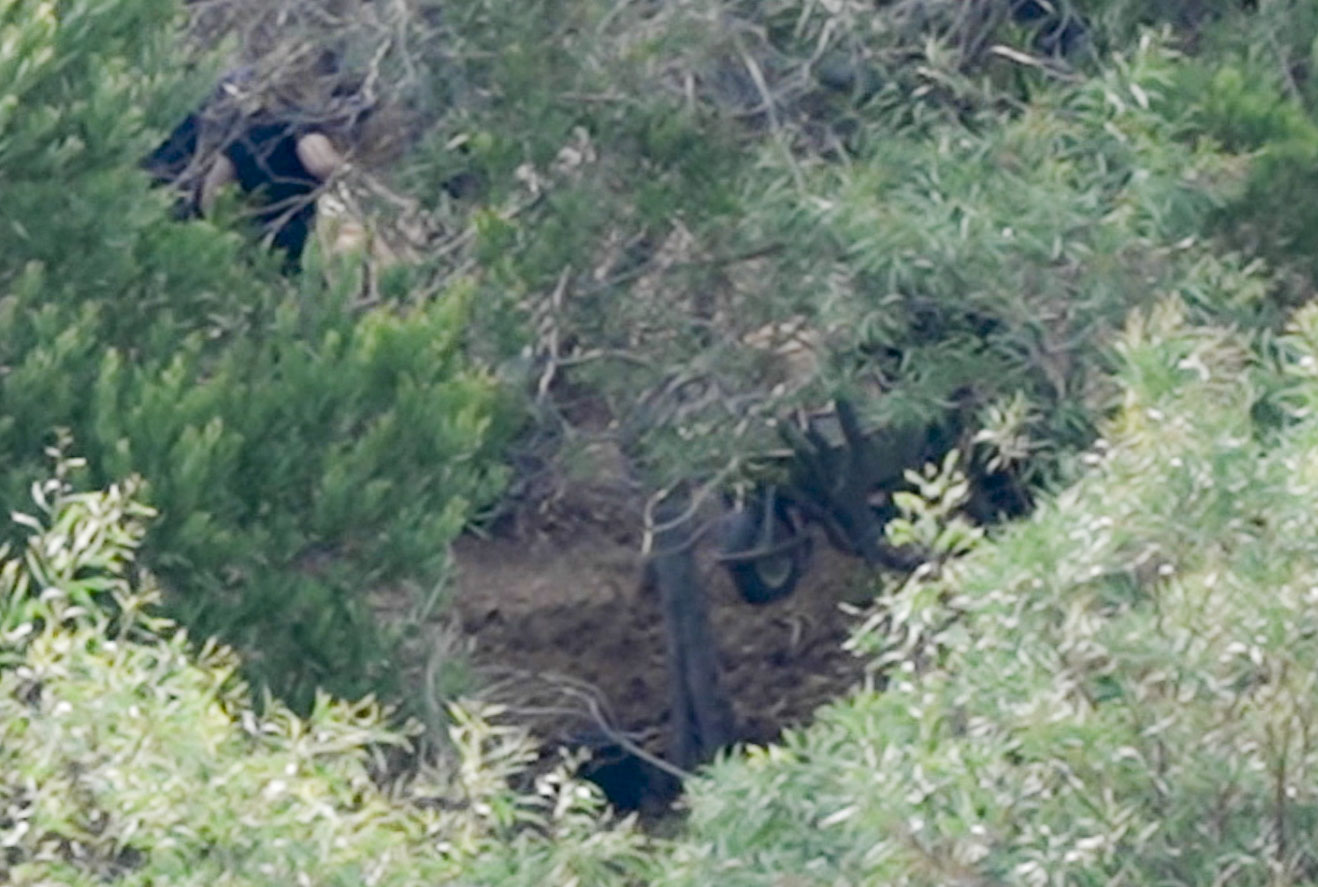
(451, 505, 882, 807)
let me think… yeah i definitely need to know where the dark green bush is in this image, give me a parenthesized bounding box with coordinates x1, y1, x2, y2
(397, 2, 1279, 504)
(0, 0, 513, 709)
(1143, 2, 1318, 281)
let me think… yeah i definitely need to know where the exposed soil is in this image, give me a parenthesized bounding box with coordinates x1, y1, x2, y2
(450, 488, 885, 810)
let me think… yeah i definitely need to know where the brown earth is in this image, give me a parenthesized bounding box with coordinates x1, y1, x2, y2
(449, 496, 886, 795)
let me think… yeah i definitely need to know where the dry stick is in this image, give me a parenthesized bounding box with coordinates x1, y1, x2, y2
(641, 461, 741, 556)
(987, 44, 1083, 83)
(476, 665, 693, 782)
(475, 666, 628, 740)
(535, 266, 572, 403)
(480, 677, 622, 733)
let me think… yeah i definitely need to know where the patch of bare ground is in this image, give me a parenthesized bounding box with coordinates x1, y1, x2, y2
(450, 492, 882, 807)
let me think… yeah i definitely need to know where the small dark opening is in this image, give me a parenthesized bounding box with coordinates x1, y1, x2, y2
(577, 743, 683, 815)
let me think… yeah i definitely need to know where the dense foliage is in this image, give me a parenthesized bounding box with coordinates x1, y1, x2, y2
(0, 0, 512, 709)
(0, 467, 651, 885)
(9, 0, 1318, 882)
(664, 300, 1318, 884)
(402, 0, 1315, 504)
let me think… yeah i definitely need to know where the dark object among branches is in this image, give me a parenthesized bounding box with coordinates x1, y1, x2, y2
(1010, 0, 1092, 57)
(647, 495, 737, 771)
(141, 70, 360, 273)
(716, 397, 1033, 604)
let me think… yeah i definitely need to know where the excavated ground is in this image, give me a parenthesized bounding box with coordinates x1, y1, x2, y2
(449, 488, 886, 810)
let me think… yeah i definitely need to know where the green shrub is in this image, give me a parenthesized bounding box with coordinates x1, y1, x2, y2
(0, 0, 513, 709)
(403, 4, 1275, 500)
(659, 296, 1318, 885)
(1138, 2, 1318, 280)
(0, 464, 651, 886)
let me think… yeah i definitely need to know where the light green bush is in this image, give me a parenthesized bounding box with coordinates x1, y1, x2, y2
(660, 296, 1318, 885)
(0, 464, 651, 886)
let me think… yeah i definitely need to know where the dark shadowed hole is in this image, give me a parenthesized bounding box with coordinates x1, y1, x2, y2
(577, 743, 682, 815)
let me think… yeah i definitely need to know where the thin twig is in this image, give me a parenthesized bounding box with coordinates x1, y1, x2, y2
(475, 665, 694, 782)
